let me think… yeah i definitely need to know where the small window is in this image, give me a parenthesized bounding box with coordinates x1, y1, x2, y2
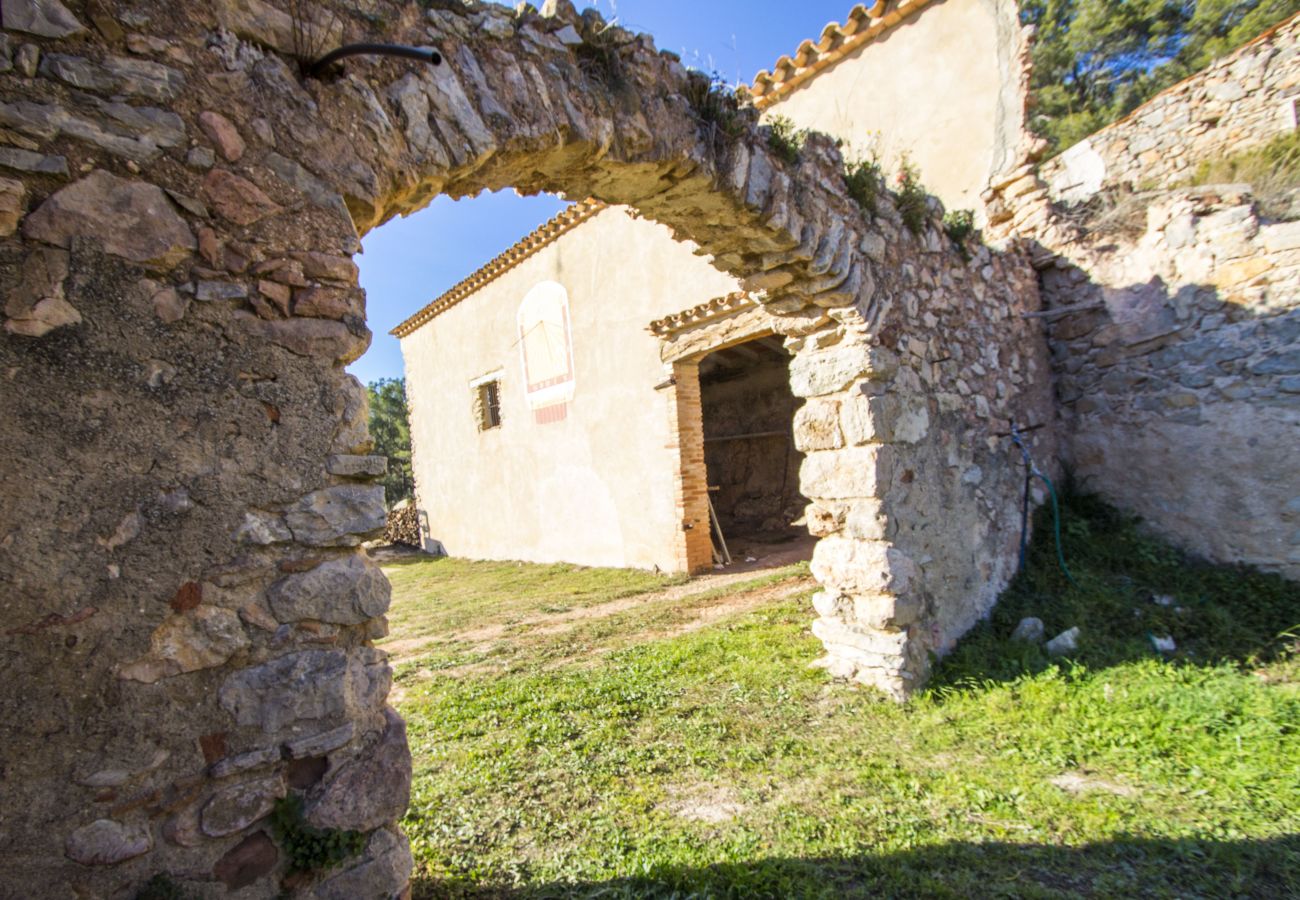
(475, 379, 502, 431)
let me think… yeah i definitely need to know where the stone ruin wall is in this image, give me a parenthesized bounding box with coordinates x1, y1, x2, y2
(789, 219, 1055, 693)
(1039, 12, 1300, 203)
(985, 13, 1300, 580)
(1040, 187, 1300, 578)
(658, 223, 1057, 697)
(0, 0, 1062, 894)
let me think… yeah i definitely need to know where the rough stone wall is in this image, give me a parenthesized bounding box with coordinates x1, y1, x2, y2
(791, 221, 1056, 696)
(1040, 187, 1300, 578)
(983, 16, 1300, 582)
(1040, 12, 1300, 204)
(0, 0, 1057, 893)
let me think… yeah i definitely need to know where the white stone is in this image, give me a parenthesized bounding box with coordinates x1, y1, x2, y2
(1010, 616, 1044, 642)
(1045, 626, 1080, 657)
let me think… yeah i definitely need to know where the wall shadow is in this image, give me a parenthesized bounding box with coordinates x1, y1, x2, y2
(411, 833, 1300, 898)
(926, 488, 1300, 694)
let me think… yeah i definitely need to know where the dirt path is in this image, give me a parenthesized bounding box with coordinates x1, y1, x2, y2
(383, 567, 812, 663)
(384, 571, 814, 670)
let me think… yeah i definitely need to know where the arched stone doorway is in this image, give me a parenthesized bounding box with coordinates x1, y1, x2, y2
(0, 1, 1055, 894)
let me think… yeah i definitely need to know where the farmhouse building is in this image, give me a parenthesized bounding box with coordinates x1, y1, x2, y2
(394, 0, 1027, 572)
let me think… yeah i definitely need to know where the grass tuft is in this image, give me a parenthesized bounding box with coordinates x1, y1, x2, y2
(894, 157, 930, 236)
(765, 115, 808, 166)
(1185, 130, 1300, 220)
(943, 208, 976, 261)
(682, 71, 748, 156)
(843, 155, 883, 216)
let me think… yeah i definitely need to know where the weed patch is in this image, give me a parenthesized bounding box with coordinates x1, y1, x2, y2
(765, 115, 808, 165)
(270, 794, 368, 875)
(682, 71, 748, 156)
(843, 156, 882, 216)
(943, 208, 976, 260)
(1185, 130, 1300, 220)
(894, 157, 929, 235)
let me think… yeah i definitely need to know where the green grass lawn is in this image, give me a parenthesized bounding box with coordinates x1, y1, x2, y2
(386, 497, 1300, 899)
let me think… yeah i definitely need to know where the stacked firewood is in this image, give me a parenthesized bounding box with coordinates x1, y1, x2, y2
(383, 501, 420, 547)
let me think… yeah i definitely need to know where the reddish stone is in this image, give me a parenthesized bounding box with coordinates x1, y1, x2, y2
(203, 170, 281, 226)
(213, 831, 277, 890)
(152, 286, 188, 324)
(248, 294, 279, 320)
(23, 171, 195, 269)
(170, 581, 202, 612)
(199, 732, 228, 765)
(292, 251, 358, 283)
(292, 285, 361, 320)
(253, 258, 307, 286)
(225, 240, 254, 274)
(261, 402, 281, 424)
(257, 279, 291, 316)
(198, 111, 246, 163)
(197, 226, 222, 267)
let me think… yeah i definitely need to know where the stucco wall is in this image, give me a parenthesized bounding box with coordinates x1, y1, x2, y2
(401, 206, 738, 572)
(765, 0, 1025, 212)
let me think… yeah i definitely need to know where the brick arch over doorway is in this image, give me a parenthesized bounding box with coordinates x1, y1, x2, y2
(0, 0, 1055, 894)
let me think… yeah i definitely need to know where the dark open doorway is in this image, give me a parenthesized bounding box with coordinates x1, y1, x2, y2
(698, 335, 812, 569)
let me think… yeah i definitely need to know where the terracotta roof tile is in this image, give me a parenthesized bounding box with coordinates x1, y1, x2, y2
(748, 0, 936, 109)
(648, 291, 756, 337)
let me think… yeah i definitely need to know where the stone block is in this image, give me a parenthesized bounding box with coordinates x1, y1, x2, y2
(213, 831, 277, 890)
(118, 605, 250, 683)
(327, 454, 388, 477)
(268, 553, 391, 625)
(218, 648, 390, 733)
(800, 446, 889, 500)
(2, 0, 85, 38)
(791, 399, 842, 450)
(310, 827, 414, 900)
(22, 171, 195, 269)
(788, 342, 874, 397)
(201, 774, 285, 837)
(203, 169, 282, 226)
(39, 53, 184, 102)
(307, 708, 411, 833)
(285, 485, 386, 547)
(199, 110, 246, 162)
(64, 819, 151, 866)
(811, 536, 917, 597)
(841, 392, 929, 444)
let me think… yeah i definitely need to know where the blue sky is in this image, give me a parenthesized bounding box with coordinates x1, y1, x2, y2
(350, 0, 855, 386)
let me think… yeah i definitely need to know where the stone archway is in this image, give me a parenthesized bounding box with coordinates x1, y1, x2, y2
(0, 1, 1056, 894)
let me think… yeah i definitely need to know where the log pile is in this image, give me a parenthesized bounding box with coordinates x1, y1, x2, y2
(384, 502, 420, 547)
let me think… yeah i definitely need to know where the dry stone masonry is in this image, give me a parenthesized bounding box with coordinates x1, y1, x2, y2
(0, 0, 1058, 895)
(984, 12, 1300, 580)
(1040, 13, 1300, 203)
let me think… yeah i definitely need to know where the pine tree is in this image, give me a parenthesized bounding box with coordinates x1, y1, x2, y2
(1023, 0, 1300, 156)
(366, 378, 414, 508)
